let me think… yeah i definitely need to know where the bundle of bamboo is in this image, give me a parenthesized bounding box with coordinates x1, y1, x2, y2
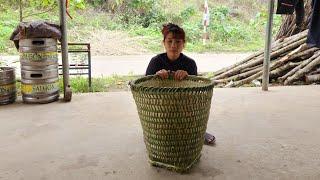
(276, 0, 313, 39)
(213, 30, 320, 87)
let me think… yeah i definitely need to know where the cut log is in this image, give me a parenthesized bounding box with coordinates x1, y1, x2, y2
(213, 52, 263, 77)
(240, 64, 263, 73)
(279, 59, 311, 83)
(276, 0, 313, 39)
(231, 71, 263, 87)
(230, 58, 282, 87)
(271, 44, 306, 67)
(230, 49, 309, 87)
(270, 62, 302, 79)
(214, 66, 263, 84)
(213, 37, 307, 80)
(279, 51, 320, 82)
(212, 24, 320, 87)
(284, 52, 320, 85)
(308, 67, 320, 75)
(305, 74, 320, 83)
(213, 30, 308, 78)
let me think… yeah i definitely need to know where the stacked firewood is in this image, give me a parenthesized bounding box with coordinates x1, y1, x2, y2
(276, 0, 313, 39)
(212, 30, 320, 87)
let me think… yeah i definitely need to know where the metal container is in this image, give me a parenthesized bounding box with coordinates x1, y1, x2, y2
(0, 67, 16, 105)
(19, 38, 59, 103)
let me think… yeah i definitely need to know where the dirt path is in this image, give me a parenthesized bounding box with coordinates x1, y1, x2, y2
(87, 30, 151, 56)
(0, 53, 251, 77)
(91, 53, 251, 76)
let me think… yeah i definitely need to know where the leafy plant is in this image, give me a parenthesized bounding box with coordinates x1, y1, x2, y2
(59, 75, 140, 93)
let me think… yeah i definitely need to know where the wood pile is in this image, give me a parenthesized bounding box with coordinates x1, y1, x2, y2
(212, 30, 320, 87)
(276, 0, 312, 39)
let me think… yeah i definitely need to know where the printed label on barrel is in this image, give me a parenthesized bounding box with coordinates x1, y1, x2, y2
(0, 84, 16, 94)
(21, 82, 59, 94)
(20, 52, 57, 61)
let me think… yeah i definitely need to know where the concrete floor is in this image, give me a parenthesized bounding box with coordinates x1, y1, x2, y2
(0, 85, 320, 180)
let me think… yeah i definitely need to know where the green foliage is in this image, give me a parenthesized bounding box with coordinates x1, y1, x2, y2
(209, 6, 244, 41)
(0, 26, 13, 52)
(0, 0, 281, 55)
(211, 6, 229, 21)
(29, 0, 56, 8)
(197, 5, 266, 51)
(59, 76, 90, 93)
(0, 9, 20, 54)
(59, 75, 140, 93)
(25, 0, 86, 9)
(182, 21, 202, 43)
(180, 6, 197, 20)
(139, 7, 166, 28)
(13, 76, 138, 94)
(129, 0, 154, 10)
(111, 0, 166, 28)
(86, 0, 106, 7)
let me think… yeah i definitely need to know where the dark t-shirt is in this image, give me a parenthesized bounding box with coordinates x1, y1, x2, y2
(145, 53, 197, 75)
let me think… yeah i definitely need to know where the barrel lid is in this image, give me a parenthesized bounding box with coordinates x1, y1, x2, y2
(0, 67, 15, 73)
(0, 67, 15, 84)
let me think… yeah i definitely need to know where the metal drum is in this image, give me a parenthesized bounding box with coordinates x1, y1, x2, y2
(19, 38, 59, 103)
(0, 67, 16, 105)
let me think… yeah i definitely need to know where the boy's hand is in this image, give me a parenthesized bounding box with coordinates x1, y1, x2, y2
(174, 70, 188, 80)
(156, 69, 169, 79)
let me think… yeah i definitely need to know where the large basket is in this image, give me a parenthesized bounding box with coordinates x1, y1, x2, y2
(130, 75, 214, 172)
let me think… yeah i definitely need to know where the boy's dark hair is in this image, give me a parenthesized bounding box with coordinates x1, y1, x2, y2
(161, 23, 185, 42)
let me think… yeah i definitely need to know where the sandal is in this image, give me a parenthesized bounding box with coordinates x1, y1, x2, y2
(204, 132, 216, 145)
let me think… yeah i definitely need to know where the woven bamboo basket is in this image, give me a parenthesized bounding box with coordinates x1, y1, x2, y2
(130, 75, 214, 172)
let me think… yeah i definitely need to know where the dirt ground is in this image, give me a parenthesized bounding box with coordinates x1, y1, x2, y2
(86, 30, 152, 56)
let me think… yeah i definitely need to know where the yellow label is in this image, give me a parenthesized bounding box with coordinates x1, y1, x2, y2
(0, 84, 16, 94)
(21, 82, 59, 94)
(20, 52, 57, 61)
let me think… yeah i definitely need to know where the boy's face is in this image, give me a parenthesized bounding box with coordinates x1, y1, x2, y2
(163, 32, 185, 60)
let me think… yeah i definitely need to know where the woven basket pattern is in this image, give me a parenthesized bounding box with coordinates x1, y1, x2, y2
(130, 75, 214, 172)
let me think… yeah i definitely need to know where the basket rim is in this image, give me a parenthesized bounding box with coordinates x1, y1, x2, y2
(129, 75, 214, 92)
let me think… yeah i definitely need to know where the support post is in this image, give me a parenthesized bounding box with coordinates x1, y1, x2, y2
(262, 0, 275, 91)
(202, 0, 209, 45)
(203, 26, 207, 45)
(59, 0, 72, 101)
(88, 43, 92, 91)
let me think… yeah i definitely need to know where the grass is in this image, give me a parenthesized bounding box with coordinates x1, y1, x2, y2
(0, 8, 20, 54)
(61, 75, 141, 93)
(14, 75, 141, 96)
(14, 72, 215, 95)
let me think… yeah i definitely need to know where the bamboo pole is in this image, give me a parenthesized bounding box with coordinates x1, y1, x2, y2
(284, 51, 320, 85)
(269, 62, 302, 78)
(305, 74, 320, 83)
(213, 30, 308, 77)
(213, 37, 307, 80)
